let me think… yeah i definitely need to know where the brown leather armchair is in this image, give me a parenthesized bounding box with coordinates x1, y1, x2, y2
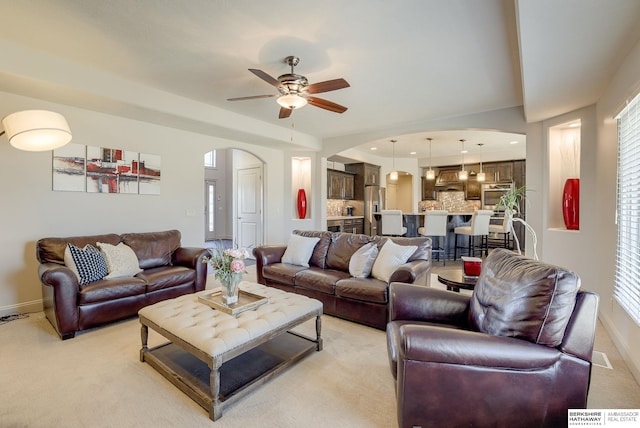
(387, 248, 599, 428)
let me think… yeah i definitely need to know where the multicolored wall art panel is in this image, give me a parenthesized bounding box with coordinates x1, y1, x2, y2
(53, 145, 161, 195)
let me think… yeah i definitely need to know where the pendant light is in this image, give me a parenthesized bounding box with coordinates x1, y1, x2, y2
(425, 138, 435, 180)
(390, 139, 398, 181)
(477, 143, 486, 182)
(458, 139, 468, 181)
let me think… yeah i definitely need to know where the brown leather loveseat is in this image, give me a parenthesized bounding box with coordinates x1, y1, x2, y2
(387, 248, 599, 428)
(253, 230, 432, 330)
(36, 230, 208, 339)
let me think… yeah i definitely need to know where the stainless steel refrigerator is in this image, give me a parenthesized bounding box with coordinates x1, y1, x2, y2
(365, 186, 385, 235)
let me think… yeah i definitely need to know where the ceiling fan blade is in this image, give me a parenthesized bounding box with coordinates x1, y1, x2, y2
(306, 96, 348, 113)
(305, 78, 350, 94)
(279, 107, 292, 119)
(249, 68, 282, 88)
(227, 94, 277, 101)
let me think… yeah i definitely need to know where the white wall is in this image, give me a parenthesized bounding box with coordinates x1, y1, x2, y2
(593, 37, 640, 381)
(0, 91, 287, 316)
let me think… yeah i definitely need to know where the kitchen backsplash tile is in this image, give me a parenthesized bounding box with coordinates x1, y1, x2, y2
(419, 192, 480, 212)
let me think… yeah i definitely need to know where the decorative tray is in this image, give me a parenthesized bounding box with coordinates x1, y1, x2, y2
(198, 290, 269, 316)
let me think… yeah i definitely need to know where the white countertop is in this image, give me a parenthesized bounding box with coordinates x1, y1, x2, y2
(327, 216, 364, 220)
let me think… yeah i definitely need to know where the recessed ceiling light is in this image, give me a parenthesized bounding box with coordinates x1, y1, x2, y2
(370, 147, 377, 151)
(461, 150, 468, 154)
(509, 141, 519, 145)
(410, 151, 417, 155)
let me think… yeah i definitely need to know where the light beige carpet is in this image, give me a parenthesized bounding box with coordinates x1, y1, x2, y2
(0, 267, 396, 428)
(2, 268, 639, 427)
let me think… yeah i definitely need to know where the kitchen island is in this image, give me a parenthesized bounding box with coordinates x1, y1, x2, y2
(373, 211, 475, 259)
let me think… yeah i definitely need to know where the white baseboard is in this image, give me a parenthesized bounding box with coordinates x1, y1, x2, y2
(599, 313, 640, 384)
(0, 299, 43, 317)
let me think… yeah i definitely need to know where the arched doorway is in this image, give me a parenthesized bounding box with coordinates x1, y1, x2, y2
(203, 148, 265, 251)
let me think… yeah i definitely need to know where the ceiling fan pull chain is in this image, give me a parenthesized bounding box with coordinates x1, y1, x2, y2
(291, 120, 295, 144)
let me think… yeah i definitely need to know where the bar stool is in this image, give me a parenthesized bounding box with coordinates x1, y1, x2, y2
(453, 209, 493, 259)
(417, 210, 448, 264)
(489, 213, 512, 249)
(381, 210, 407, 236)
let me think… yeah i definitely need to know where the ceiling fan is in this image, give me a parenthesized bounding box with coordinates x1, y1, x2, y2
(227, 56, 350, 119)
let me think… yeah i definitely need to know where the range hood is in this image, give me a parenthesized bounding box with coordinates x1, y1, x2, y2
(436, 183, 464, 192)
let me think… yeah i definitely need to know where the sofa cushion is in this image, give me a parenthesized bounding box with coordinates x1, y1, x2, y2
(37, 233, 121, 265)
(97, 242, 142, 279)
(371, 240, 417, 283)
(382, 236, 431, 262)
(335, 277, 388, 303)
(326, 233, 376, 272)
(469, 248, 580, 347)
(263, 263, 308, 285)
(79, 276, 147, 304)
(295, 267, 350, 295)
(293, 230, 332, 268)
(349, 242, 379, 278)
(65, 244, 109, 286)
(136, 265, 196, 292)
(281, 234, 320, 267)
(121, 230, 181, 269)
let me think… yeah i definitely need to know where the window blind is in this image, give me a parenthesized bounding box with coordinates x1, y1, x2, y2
(615, 92, 640, 325)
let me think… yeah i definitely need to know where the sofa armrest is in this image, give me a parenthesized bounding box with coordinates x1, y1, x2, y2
(173, 247, 207, 268)
(253, 245, 287, 285)
(253, 245, 286, 265)
(389, 259, 431, 286)
(172, 247, 208, 292)
(559, 291, 599, 361)
(39, 263, 80, 337)
(399, 324, 560, 369)
(388, 282, 470, 326)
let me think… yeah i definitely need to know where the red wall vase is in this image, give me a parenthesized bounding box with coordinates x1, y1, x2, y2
(297, 188, 307, 219)
(562, 178, 580, 230)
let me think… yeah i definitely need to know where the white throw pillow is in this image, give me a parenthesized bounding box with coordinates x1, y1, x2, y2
(281, 234, 320, 267)
(349, 242, 379, 278)
(97, 242, 142, 279)
(371, 240, 417, 283)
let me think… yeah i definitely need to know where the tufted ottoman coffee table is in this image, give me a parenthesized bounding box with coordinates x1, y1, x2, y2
(138, 281, 323, 421)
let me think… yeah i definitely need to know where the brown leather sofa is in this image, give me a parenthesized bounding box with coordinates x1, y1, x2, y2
(253, 230, 432, 330)
(387, 248, 599, 428)
(36, 230, 208, 339)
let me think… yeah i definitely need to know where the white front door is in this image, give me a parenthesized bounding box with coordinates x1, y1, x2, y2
(237, 166, 262, 255)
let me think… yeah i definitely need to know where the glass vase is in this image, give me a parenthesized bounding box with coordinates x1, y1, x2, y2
(221, 273, 242, 305)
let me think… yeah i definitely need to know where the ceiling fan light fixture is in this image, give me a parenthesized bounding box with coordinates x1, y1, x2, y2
(277, 94, 308, 110)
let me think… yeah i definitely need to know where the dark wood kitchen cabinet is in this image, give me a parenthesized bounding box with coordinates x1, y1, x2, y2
(421, 176, 437, 200)
(465, 177, 481, 200)
(483, 162, 514, 183)
(327, 169, 355, 200)
(346, 162, 381, 200)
